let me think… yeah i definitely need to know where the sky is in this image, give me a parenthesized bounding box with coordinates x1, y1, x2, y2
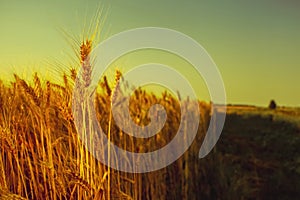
(0, 0, 299, 106)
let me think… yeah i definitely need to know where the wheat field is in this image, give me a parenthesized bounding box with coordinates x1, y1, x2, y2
(0, 37, 214, 199)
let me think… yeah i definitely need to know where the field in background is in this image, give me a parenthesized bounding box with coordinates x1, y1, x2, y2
(219, 105, 300, 199)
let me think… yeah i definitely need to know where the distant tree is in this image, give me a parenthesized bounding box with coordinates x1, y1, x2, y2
(268, 99, 277, 110)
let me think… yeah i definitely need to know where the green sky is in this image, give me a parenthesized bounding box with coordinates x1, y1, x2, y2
(0, 0, 299, 106)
